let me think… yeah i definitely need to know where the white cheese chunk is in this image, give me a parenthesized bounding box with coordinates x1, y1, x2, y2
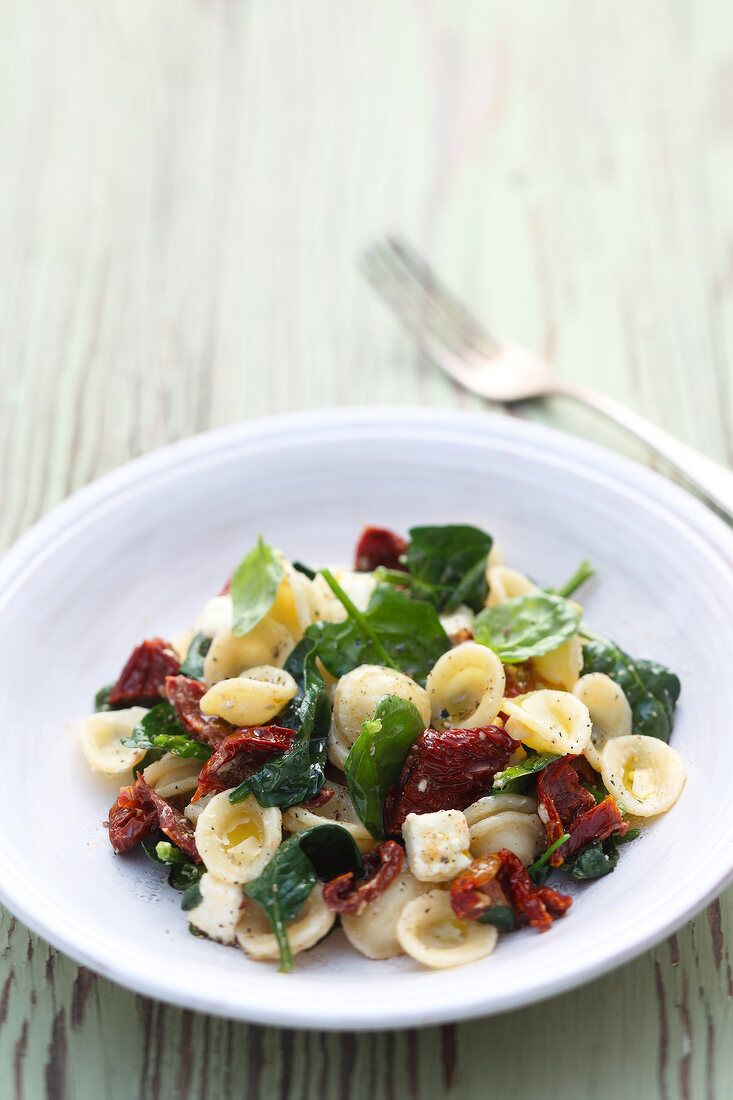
(438, 603, 475, 644)
(188, 873, 243, 944)
(402, 810, 472, 883)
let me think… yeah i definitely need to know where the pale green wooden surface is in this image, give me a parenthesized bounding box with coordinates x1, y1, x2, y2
(1, 1, 733, 1097)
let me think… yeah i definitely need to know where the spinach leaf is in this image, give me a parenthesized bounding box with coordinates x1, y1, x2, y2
(141, 833, 205, 891)
(404, 524, 494, 612)
(228, 653, 331, 808)
(178, 631, 211, 679)
(563, 828, 640, 881)
(121, 702, 213, 761)
(94, 683, 116, 712)
(308, 582, 450, 685)
(182, 881, 203, 911)
(244, 824, 363, 971)
(478, 905, 516, 930)
(547, 559, 595, 600)
(231, 536, 283, 638)
(344, 694, 426, 839)
(473, 593, 581, 663)
(492, 752, 559, 793)
(581, 634, 681, 741)
(292, 560, 316, 581)
(527, 833, 570, 885)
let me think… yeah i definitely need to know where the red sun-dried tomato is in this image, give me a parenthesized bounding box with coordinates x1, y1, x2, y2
(354, 526, 408, 572)
(536, 757, 627, 865)
(219, 572, 233, 596)
(192, 727, 295, 802)
(108, 638, 180, 707)
(302, 787, 335, 810)
(165, 675, 235, 746)
(385, 725, 517, 834)
(450, 849, 572, 934)
(107, 780, 158, 854)
(323, 841, 403, 915)
(503, 661, 536, 698)
(136, 778, 200, 862)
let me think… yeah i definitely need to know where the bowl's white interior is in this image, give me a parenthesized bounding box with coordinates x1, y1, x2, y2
(1, 407, 731, 1029)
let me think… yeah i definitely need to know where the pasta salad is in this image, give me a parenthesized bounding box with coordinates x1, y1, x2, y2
(81, 525, 686, 972)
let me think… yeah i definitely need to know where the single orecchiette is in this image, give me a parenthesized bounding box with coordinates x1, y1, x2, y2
(184, 791, 214, 825)
(328, 665, 430, 769)
(601, 734, 686, 817)
(282, 782, 376, 854)
(341, 868, 432, 960)
(203, 617, 295, 684)
(269, 556, 314, 642)
(533, 635, 583, 692)
(79, 707, 149, 776)
(573, 672, 633, 771)
(236, 884, 334, 960)
(188, 872, 244, 944)
(502, 689, 592, 755)
(425, 642, 506, 730)
(396, 889, 498, 969)
(200, 665, 297, 726)
(485, 565, 538, 608)
(309, 568, 376, 624)
(469, 811, 545, 865)
(194, 792, 282, 884)
(463, 793, 538, 826)
(142, 753, 203, 800)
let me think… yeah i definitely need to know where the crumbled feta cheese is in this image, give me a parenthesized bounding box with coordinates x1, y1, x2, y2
(402, 810, 472, 883)
(188, 873, 243, 944)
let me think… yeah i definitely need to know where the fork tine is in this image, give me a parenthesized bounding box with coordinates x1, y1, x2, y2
(360, 237, 501, 357)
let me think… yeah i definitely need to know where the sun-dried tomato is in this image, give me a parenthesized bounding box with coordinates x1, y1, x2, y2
(450, 849, 572, 933)
(503, 661, 536, 698)
(302, 787, 334, 810)
(165, 675, 234, 746)
(385, 726, 517, 833)
(323, 841, 403, 915)
(192, 727, 295, 802)
(354, 526, 408, 572)
(107, 780, 157, 853)
(537, 757, 626, 865)
(219, 572, 233, 596)
(136, 778, 200, 862)
(108, 638, 180, 707)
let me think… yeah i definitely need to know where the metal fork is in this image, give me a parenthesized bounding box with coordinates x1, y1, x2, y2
(361, 237, 733, 519)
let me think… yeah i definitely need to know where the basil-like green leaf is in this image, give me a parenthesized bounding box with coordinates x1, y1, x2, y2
(404, 524, 494, 612)
(473, 593, 581, 663)
(229, 649, 331, 808)
(178, 631, 211, 679)
(581, 634, 680, 741)
(345, 695, 426, 839)
(231, 536, 283, 638)
(308, 583, 450, 685)
(244, 824, 363, 971)
(121, 702, 213, 761)
(478, 905, 516, 930)
(492, 752, 559, 792)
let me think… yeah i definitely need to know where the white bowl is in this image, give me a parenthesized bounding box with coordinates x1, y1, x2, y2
(0, 406, 731, 1030)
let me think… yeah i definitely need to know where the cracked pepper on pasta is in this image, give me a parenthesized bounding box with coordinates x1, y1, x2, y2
(80, 524, 686, 972)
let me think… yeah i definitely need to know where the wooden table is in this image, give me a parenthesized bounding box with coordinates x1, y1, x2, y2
(2, 2, 732, 1096)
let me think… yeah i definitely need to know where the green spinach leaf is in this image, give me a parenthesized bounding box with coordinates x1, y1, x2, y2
(492, 752, 559, 792)
(404, 524, 494, 612)
(178, 631, 211, 679)
(141, 833, 205, 891)
(121, 702, 213, 761)
(231, 536, 283, 638)
(581, 634, 681, 741)
(563, 828, 640, 880)
(473, 593, 581, 663)
(244, 824, 363, 971)
(527, 833, 570, 885)
(94, 683, 116, 712)
(478, 905, 516, 930)
(345, 694, 426, 840)
(546, 559, 595, 599)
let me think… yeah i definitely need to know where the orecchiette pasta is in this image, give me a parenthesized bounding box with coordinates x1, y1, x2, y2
(425, 642, 505, 730)
(188, 873, 244, 944)
(463, 793, 538, 826)
(573, 672, 633, 771)
(236, 884, 334, 960)
(601, 734, 686, 817)
(79, 707, 148, 776)
(485, 565, 538, 607)
(195, 792, 282, 884)
(184, 791, 214, 825)
(438, 604, 475, 645)
(469, 811, 545, 865)
(341, 868, 432, 960)
(282, 782, 376, 854)
(533, 635, 583, 692)
(200, 665, 297, 726)
(308, 568, 376, 624)
(502, 689, 592, 755)
(269, 556, 314, 642)
(396, 889, 498, 969)
(142, 753, 202, 800)
(203, 617, 295, 684)
(329, 665, 430, 769)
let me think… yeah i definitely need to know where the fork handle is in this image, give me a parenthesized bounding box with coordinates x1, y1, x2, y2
(554, 381, 733, 519)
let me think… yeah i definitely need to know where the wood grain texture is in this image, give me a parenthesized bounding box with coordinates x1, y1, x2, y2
(1, 0, 732, 1096)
